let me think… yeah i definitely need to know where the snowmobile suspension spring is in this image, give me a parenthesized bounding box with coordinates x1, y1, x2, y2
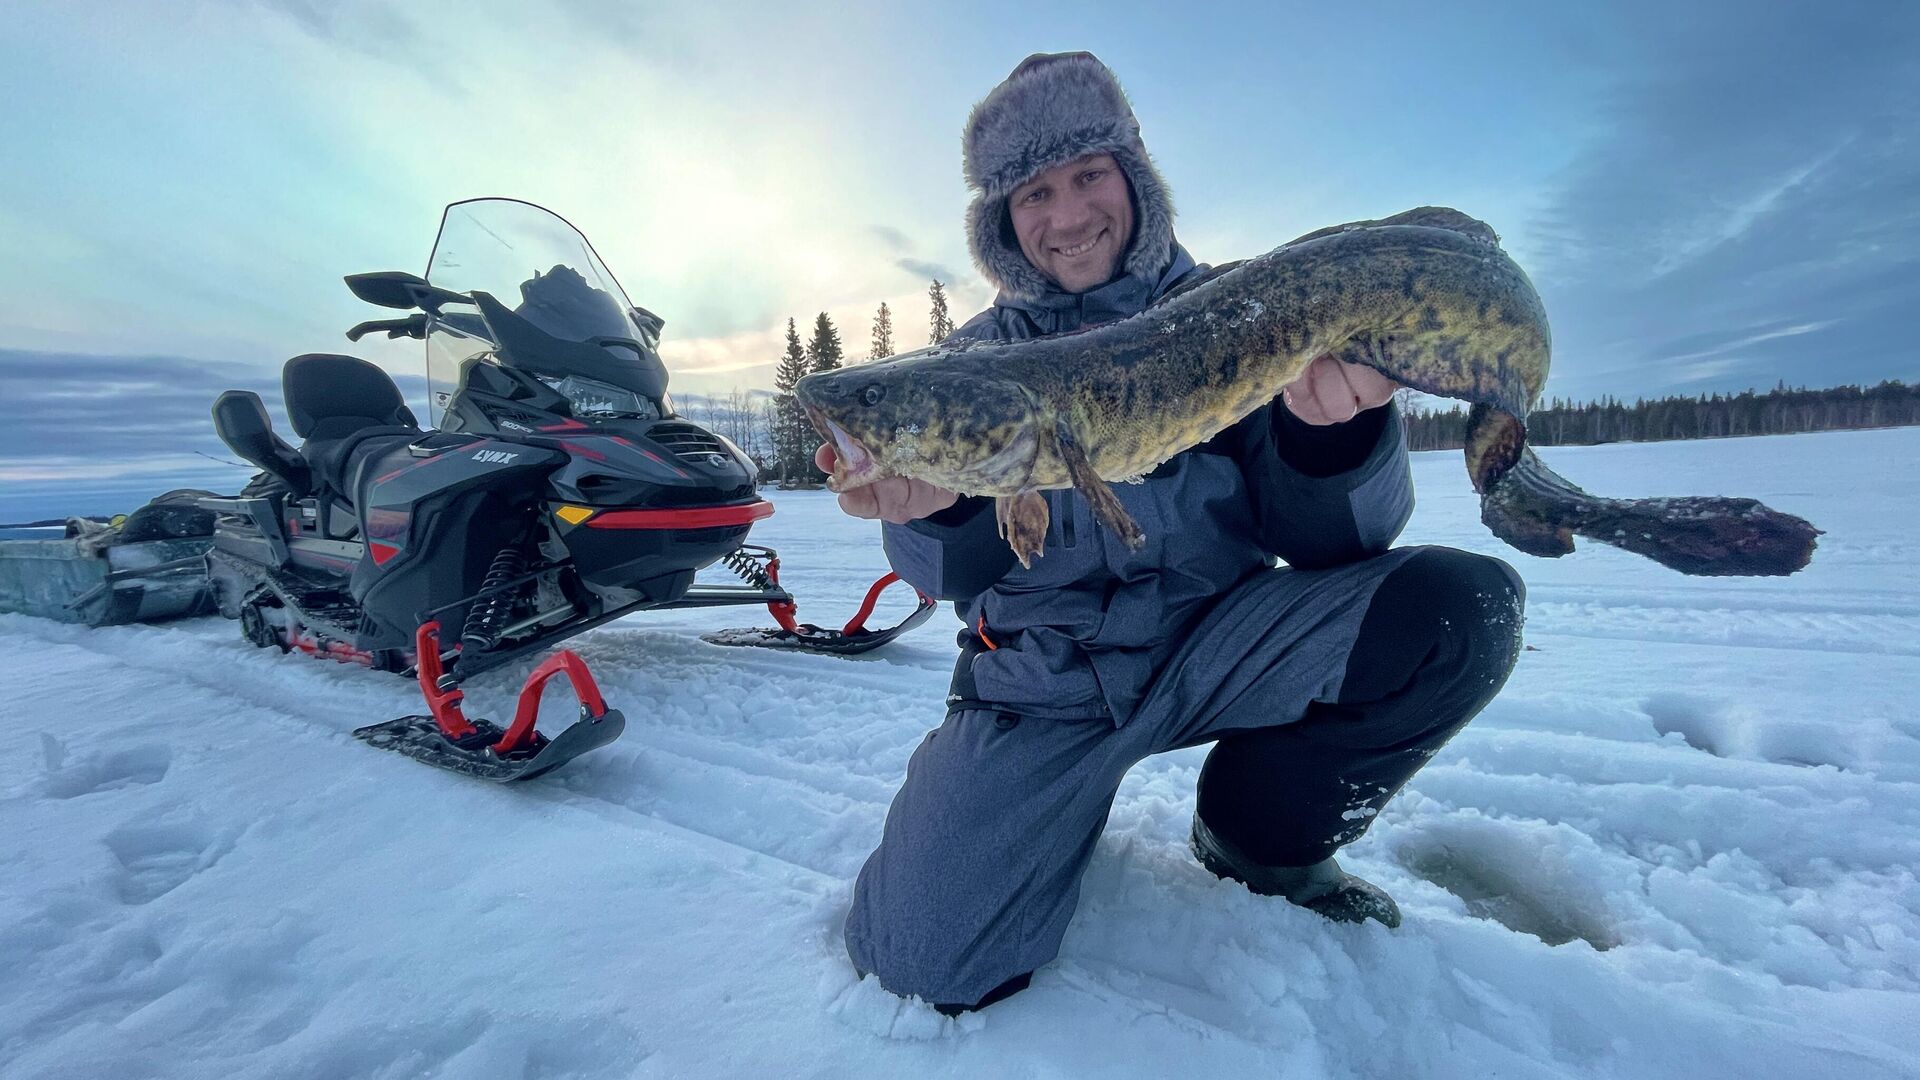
(460, 545, 527, 654)
(721, 546, 777, 591)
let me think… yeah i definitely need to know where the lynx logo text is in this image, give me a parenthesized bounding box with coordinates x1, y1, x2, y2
(473, 450, 520, 465)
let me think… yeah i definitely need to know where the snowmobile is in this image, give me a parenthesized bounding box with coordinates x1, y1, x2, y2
(202, 198, 933, 781)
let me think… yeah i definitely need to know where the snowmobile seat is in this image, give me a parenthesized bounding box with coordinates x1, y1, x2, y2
(304, 428, 421, 507)
(213, 390, 313, 495)
(283, 353, 419, 440)
(282, 354, 421, 500)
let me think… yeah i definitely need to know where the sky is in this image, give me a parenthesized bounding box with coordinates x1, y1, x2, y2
(1, 0, 1916, 517)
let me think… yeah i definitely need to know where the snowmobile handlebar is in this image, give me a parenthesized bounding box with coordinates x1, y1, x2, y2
(345, 314, 429, 342)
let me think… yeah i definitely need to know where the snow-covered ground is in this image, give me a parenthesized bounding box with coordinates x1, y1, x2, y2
(4, 427, 1917, 1079)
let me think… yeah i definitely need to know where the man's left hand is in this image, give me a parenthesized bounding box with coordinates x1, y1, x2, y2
(1282, 354, 1399, 425)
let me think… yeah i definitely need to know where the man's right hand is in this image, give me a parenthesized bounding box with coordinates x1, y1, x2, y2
(815, 443, 960, 524)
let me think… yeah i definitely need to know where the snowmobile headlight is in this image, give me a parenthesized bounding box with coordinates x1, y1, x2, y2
(533, 373, 661, 420)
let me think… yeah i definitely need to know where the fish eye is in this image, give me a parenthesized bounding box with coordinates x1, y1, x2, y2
(860, 384, 886, 406)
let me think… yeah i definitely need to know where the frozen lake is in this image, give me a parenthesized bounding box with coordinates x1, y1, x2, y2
(3, 426, 1916, 1078)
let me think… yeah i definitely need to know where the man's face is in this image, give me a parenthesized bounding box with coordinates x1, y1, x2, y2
(1008, 152, 1135, 294)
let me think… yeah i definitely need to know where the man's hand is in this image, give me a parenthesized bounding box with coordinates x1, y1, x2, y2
(1282, 354, 1399, 425)
(815, 443, 959, 524)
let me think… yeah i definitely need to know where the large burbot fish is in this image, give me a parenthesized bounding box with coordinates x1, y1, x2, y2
(797, 207, 1819, 576)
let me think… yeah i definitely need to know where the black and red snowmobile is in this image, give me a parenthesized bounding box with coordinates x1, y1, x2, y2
(202, 198, 932, 781)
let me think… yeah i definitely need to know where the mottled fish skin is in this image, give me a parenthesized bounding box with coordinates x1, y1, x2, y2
(799, 206, 1544, 496)
(797, 206, 1820, 576)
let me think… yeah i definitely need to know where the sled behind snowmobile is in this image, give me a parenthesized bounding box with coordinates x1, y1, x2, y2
(0, 491, 220, 626)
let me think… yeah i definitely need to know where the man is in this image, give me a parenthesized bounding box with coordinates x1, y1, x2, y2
(820, 52, 1524, 1014)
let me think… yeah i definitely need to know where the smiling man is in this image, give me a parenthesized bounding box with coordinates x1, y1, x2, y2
(825, 52, 1526, 1015)
(1006, 151, 1134, 294)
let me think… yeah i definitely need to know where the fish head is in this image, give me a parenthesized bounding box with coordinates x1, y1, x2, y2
(796, 357, 1046, 495)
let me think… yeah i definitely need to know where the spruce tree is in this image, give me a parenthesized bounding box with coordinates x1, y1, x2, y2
(771, 317, 814, 484)
(806, 312, 844, 374)
(928, 280, 954, 344)
(869, 302, 894, 361)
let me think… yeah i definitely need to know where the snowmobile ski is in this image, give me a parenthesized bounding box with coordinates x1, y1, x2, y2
(703, 554, 936, 656)
(353, 622, 624, 782)
(353, 710, 624, 783)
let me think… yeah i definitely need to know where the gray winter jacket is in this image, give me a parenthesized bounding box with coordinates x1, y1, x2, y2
(881, 242, 1415, 725)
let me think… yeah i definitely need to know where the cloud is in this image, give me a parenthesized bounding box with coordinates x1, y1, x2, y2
(1645, 147, 1846, 280)
(1, 351, 276, 465)
(238, 0, 437, 77)
(0, 348, 427, 483)
(1527, 3, 1920, 400)
(661, 336, 785, 390)
(868, 225, 911, 251)
(659, 275, 998, 390)
(1656, 321, 1837, 366)
(864, 224, 963, 286)
(0, 349, 275, 517)
(1666, 358, 1745, 389)
(243, 0, 421, 55)
(895, 258, 959, 286)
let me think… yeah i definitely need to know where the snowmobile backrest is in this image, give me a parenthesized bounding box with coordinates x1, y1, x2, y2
(283, 353, 419, 441)
(213, 390, 313, 495)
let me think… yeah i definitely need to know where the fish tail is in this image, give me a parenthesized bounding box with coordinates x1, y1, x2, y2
(1480, 448, 1822, 577)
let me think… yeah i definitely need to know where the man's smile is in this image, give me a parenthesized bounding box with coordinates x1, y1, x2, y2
(1052, 230, 1107, 258)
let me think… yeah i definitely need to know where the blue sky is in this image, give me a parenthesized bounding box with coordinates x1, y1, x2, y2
(2, 0, 1916, 517)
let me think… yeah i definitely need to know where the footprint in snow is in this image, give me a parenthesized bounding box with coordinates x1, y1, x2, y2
(101, 821, 232, 905)
(38, 733, 172, 799)
(1399, 841, 1619, 951)
(1642, 692, 1855, 770)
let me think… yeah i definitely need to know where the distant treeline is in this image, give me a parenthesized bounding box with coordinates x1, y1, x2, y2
(1402, 380, 1920, 451)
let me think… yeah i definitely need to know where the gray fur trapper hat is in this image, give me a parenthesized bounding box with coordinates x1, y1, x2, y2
(963, 51, 1176, 301)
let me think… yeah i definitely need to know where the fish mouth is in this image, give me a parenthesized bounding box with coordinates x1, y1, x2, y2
(804, 405, 886, 491)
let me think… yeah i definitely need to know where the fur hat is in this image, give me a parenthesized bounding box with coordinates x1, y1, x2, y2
(962, 51, 1176, 301)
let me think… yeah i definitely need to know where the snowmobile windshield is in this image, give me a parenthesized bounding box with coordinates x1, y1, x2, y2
(425, 199, 669, 410)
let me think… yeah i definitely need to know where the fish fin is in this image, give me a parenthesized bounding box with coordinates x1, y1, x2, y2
(995, 492, 1049, 568)
(1055, 421, 1144, 550)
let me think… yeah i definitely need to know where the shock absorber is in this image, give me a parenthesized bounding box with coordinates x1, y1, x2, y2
(721, 545, 776, 590)
(460, 544, 527, 655)
(721, 545, 798, 632)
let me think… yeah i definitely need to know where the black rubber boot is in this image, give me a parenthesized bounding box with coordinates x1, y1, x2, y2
(1190, 814, 1402, 928)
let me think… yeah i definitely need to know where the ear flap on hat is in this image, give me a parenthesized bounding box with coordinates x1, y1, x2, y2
(967, 193, 1053, 301)
(1109, 145, 1175, 287)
